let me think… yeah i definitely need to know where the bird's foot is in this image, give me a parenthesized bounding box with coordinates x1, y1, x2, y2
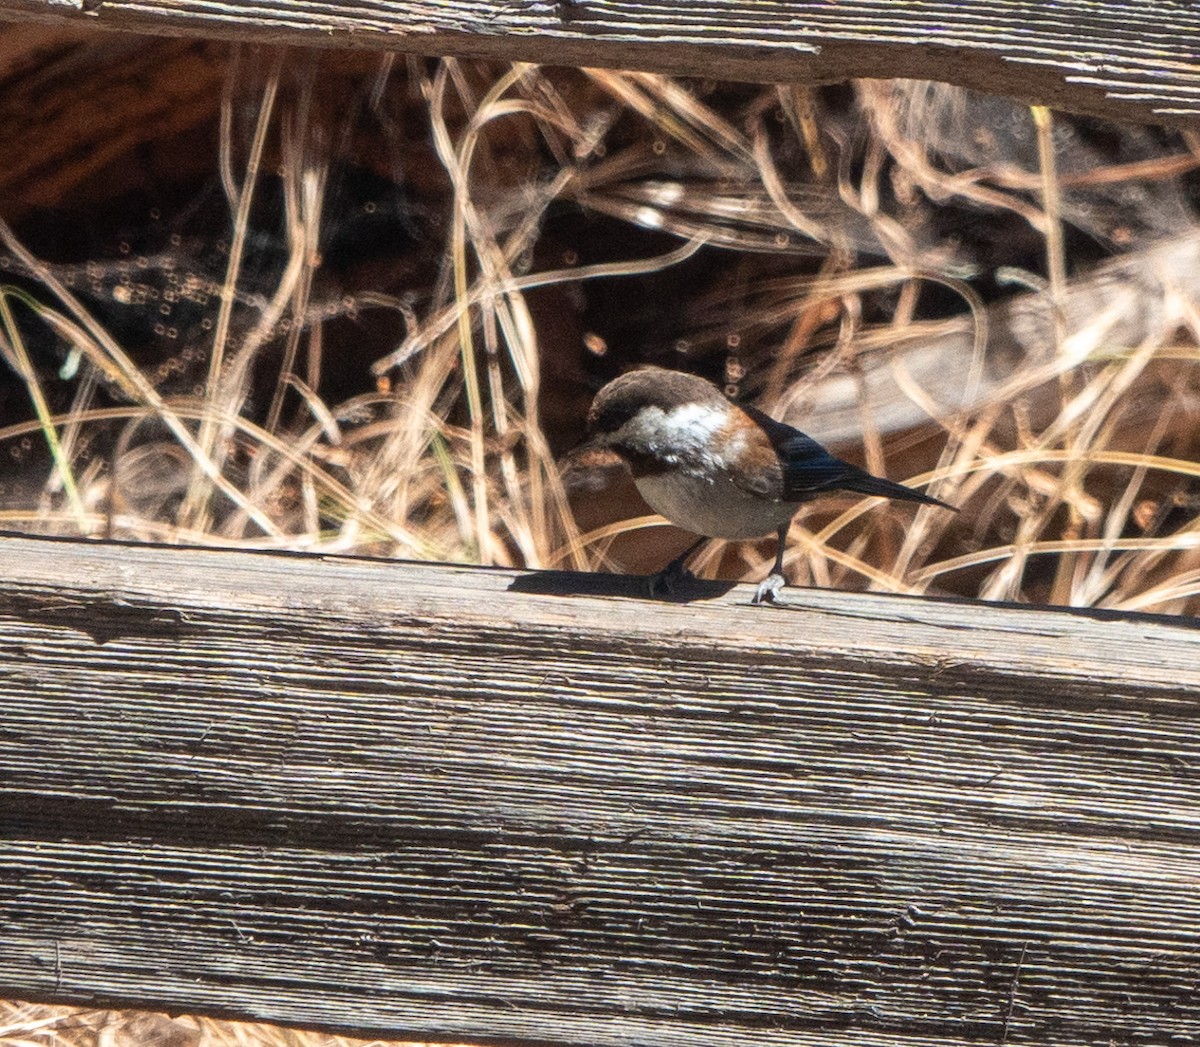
(647, 560, 696, 598)
(752, 572, 787, 605)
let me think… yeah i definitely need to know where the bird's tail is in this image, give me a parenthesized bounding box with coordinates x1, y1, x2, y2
(837, 469, 957, 511)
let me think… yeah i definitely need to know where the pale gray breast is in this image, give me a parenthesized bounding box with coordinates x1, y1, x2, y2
(634, 470, 796, 540)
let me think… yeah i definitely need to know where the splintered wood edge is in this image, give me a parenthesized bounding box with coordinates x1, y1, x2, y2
(0, 0, 1199, 127)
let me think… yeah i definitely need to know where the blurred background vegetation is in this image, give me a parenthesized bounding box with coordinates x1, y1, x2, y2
(5, 30, 1200, 613)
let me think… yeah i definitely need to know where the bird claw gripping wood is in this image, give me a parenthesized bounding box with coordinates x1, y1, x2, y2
(752, 572, 787, 605)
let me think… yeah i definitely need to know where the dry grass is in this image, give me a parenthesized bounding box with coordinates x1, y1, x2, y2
(3, 56, 1199, 611)
(0, 1000, 470, 1047)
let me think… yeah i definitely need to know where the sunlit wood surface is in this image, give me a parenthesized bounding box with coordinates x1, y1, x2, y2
(2, 534, 1199, 1045)
(0, 1, 1199, 126)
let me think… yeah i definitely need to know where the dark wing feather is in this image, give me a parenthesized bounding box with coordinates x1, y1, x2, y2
(775, 431, 860, 497)
(745, 406, 954, 510)
(828, 467, 955, 509)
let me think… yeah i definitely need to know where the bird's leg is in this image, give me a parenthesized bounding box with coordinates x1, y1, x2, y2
(752, 524, 790, 605)
(647, 536, 708, 597)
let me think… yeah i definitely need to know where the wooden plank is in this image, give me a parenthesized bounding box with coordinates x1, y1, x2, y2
(2, 533, 1200, 1045)
(1, 0, 1200, 128)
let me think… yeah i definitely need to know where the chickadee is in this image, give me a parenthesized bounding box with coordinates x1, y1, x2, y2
(585, 366, 954, 603)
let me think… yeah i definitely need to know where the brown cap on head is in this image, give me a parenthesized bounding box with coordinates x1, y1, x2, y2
(586, 367, 726, 439)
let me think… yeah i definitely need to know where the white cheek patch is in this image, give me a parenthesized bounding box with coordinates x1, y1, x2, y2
(662, 403, 726, 441)
(636, 403, 730, 466)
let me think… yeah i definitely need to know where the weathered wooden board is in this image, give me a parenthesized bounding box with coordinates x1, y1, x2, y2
(1, 1, 1199, 127)
(1, 533, 1199, 1045)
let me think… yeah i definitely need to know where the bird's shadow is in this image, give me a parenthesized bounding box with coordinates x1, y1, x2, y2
(506, 568, 738, 603)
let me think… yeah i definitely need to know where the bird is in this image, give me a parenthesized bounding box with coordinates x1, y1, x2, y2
(585, 366, 955, 603)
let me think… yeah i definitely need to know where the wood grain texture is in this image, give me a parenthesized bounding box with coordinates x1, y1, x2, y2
(2, 534, 1200, 1045)
(1, 0, 1200, 127)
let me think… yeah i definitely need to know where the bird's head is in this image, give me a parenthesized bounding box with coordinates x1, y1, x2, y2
(586, 367, 734, 464)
